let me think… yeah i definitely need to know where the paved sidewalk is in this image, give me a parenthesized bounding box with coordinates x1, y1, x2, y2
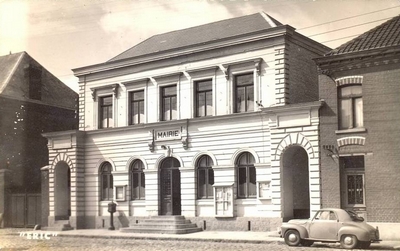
(3, 228, 400, 249)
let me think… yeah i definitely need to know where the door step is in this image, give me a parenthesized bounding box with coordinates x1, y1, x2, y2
(44, 220, 74, 231)
(120, 216, 202, 234)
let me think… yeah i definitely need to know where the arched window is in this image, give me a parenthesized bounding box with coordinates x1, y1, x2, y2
(130, 160, 145, 200)
(100, 162, 113, 200)
(196, 155, 214, 199)
(236, 152, 256, 198)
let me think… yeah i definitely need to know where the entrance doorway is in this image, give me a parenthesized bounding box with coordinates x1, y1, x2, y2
(281, 146, 310, 221)
(54, 161, 71, 220)
(159, 157, 181, 215)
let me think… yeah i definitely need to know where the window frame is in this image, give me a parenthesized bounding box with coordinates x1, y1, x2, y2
(236, 152, 257, 199)
(130, 160, 145, 200)
(129, 90, 145, 125)
(196, 155, 214, 199)
(160, 84, 177, 121)
(338, 84, 363, 130)
(99, 95, 113, 129)
(234, 73, 254, 113)
(195, 79, 213, 117)
(340, 156, 366, 207)
(100, 162, 113, 201)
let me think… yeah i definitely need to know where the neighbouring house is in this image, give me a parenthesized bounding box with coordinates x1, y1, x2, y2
(42, 12, 329, 231)
(316, 15, 400, 237)
(0, 52, 78, 228)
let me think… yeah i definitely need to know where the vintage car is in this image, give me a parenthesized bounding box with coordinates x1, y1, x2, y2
(280, 208, 381, 249)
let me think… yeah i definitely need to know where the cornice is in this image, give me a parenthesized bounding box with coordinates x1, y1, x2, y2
(261, 101, 324, 114)
(315, 46, 400, 73)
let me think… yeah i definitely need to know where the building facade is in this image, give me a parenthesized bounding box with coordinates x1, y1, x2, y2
(43, 13, 329, 231)
(0, 52, 78, 227)
(316, 15, 400, 223)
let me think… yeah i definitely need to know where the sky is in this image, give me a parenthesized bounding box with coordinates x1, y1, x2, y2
(1, 0, 399, 93)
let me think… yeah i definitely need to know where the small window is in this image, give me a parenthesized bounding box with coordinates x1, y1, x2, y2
(130, 160, 145, 200)
(195, 80, 213, 117)
(101, 162, 113, 201)
(234, 73, 254, 113)
(338, 85, 363, 129)
(161, 85, 177, 121)
(129, 90, 145, 125)
(236, 152, 256, 198)
(99, 95, 113, 128)
(196, 155, 214, 199)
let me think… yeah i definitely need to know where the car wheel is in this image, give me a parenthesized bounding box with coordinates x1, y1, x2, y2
(340, 235, 358, 249)
(300, 240, 314, 247)
(358, 241, 371, 249)
(284, 230, 301, 246)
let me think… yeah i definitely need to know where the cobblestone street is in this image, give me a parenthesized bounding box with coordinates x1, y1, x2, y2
(0, 233, 395, 251)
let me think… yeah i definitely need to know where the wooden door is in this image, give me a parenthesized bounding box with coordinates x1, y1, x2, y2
(159, 157, 181, 215)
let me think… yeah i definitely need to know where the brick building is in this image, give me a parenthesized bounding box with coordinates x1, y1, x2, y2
(42, 12, 329, 231)
(0, 52, 78, 227)
(316, 15, 400, 223)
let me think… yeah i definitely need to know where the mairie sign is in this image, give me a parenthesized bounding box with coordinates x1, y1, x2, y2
(155, 129, 181, 141)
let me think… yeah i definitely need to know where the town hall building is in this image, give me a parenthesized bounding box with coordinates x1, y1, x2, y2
(42, 12, 329, 231)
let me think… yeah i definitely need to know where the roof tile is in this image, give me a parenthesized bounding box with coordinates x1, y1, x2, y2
(326, 15, 400, 56)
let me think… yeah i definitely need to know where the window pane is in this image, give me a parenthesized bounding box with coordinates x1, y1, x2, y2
(237, 86, 246, 112)
(163, 98, 171, 120)
(140, 172, 145, 199)
(247, 85, 254, 111)
(248, 167, 257, 197)
(339, 85, 362, 98)
(197, 92, 205, 117)
(354, 98, 363, 128)
(347, 175, 364, 204)
(236, 74, 253, 87)
(340, 156, 365, 169)
(198, 169, 205, 198)
(207, 169, 214, 198)
(238, 167, 246, 197)
(171, 96, 177, 119)
(206, 92, 213, 116)
(339, 99, 352, 129)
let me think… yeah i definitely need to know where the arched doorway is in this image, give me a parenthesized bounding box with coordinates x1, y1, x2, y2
(159, 157, 181, 215)
(281, 146, 310, 221)
(54, 161, 71, 220)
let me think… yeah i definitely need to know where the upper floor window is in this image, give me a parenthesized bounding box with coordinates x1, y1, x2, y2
(236, 152, 256, 198)
(130, 160, 145, 200)
(195, 80, 213, 117)
(234, 73, 254, 113)
(196, 155, 214, 199)
(100, 162, 113, 201)
(99, 95, 113, 128)
(161, 85, 177, 121)
(340, 156, 365, 206)
(338, 85, 363, 130)
(129, 90, 145, 125)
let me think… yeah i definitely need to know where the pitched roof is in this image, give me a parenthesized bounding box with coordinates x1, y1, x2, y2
(0, 52, 24, 93)
(326, 15, 400, 56)
(108, 12, 283, 62)
(0, 52, 77, 110)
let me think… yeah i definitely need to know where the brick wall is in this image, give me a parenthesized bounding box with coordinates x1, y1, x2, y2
(319, 62, 400, 222)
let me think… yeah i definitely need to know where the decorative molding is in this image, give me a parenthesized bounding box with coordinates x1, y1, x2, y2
(335, 76, 363, 86)
(219, 64, 229, 80)
(337, 136, 366, 147)
(90, 88, 96, 101)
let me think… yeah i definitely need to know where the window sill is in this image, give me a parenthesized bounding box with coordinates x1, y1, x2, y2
(335, 128, 367, 135)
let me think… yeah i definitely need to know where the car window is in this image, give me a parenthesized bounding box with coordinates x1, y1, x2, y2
(314, 211, 337, 221)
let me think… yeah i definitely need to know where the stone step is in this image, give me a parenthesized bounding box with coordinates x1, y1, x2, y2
(120, 227, 202, 234)
(141, 219, 192, 224)
(128, 223, 199, 229)
(120, 216, 202, 234)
